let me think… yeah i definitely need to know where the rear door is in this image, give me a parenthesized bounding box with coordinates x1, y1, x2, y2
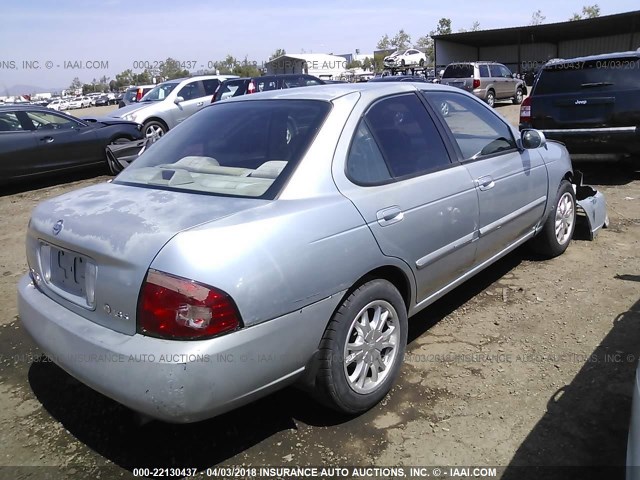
(423, 90, 548, 263)
(0, 110, 39, 180)
(333, 93, 480, 304)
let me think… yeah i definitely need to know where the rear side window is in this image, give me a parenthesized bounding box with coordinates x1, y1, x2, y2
(443, 64, 473, 78)
(116, 100, 331, 199)
(0, 112, 25, 131)
(347, 121, 392, 185)
(479, 65, 490, 78)
(535, 57, 640, 94)
(177, 81, 205, 101)
(255, 78, 279, 92)
(214, 80, 247, 101)
(363, 94, 451, 178)
(202, 79, 221, 96)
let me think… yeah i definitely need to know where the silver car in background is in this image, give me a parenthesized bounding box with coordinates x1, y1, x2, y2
(20, 83, 583, 423)
(110, 75, 237, 139)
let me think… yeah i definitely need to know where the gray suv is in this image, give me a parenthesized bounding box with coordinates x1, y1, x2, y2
(441, 62, 526, 107)
(110, 75, 237, 138)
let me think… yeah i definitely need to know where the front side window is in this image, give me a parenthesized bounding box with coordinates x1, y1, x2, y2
(423, 91, 516, 160)
(363, 94, 451, 179)
(140, 82, 179, 102)
(116, 100, 331, 198)
(25, 111, 81, 130)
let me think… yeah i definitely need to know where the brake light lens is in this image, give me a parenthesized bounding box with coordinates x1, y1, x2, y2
(520, 96, 532, 125)
(473, 79, 481, 89)
(138, 269, 241, 340)
(136, 88, 144, 101)
(247, 81, 256, 94)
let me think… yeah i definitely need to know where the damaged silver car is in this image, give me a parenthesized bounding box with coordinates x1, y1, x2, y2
(19, 83, 607, 423)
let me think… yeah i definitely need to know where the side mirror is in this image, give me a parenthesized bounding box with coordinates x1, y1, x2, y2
(174, 96, 184, 104)
(520, 129, 547, 149)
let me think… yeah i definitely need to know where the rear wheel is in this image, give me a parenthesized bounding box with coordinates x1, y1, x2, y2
(314, 279, 407, 414)
(529, 180, 576, 258)
(486, 90, 496, 108)
(419, 58, 425, 67)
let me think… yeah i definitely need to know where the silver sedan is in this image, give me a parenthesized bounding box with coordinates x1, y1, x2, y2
(19, 82, 579, 423)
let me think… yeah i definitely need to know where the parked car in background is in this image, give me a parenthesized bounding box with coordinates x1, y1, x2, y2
(118, 85, 155, 108)
(519, 50, 640, 159)
(94, 95, 110, 107)
(67, 97, 88, 109)
(383, 49, 427, 70)
(440, 62, 526, 107)
(0, 105, 143, 184)
(18, 82, 603, 424)
(46, 99, 69, 111)
(368, 75, 429, 83)
(212, 74, 324, 102)
(111, 75, 237, 138)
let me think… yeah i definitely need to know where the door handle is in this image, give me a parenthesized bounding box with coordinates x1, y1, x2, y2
(475, 175, 495, 191)
(196, 102, 204, 107)
(376, 206, 404, 226)
(40, 137, 54, 143)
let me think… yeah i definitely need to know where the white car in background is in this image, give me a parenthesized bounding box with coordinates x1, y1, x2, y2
(383, 49, 427, 69)
(46, 99, 69, 111)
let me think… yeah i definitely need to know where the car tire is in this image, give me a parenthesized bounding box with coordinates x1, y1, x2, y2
(400, 59, 405, 67)
(419, 59, 425, 67)
(486, 90, 496, 108)
(142, 120, 167, 139)
(314, 279, 407, 414)
(529, 180, 576, 258)
(513, 88, 524, 105)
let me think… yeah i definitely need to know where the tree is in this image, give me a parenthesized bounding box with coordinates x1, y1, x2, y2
(346, 59, 362, 69)
(470, 21, 481, 31)
(530, 9, 546, 25)
(133, 70, 152, 85)
(160, 58, 189, 80)
(362, 57, 372, 71)
(269, 48, 286, 60)
(416, 35, 433, 63)
(109, 79, 117, 92)
(376, 34, 391, 50)
(391, 29, 412, 50)
(232, 56, 262, 77)
(69, 77, 82, 91)
(435, 18, 452, 36)
(570, 4, 601, 20)
(115, 69, 134, 88)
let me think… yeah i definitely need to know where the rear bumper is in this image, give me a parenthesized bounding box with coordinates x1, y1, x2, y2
(521, 125, 640, 154)
(18, 274, 342, 423)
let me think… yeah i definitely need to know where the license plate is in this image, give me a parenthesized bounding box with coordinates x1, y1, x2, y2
(40, 243, 97, 308)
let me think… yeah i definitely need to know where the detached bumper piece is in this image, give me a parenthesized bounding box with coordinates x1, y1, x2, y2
(574, 170, 609, 240)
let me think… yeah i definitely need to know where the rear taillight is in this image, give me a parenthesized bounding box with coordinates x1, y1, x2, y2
(520, 96, 532, 125)
(247, 81, 256, 94)
(472, 79, 481, 89)
(136, 88, 144, 101)
(138, 269, 241, 340)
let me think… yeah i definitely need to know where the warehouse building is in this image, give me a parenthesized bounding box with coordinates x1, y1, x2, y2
(432, 10, 640, 77)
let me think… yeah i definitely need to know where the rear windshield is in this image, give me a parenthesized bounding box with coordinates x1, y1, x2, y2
(535, 57, 640, 94)
(214, 80, 248, 101)
(116, 100, 331, 198)
(443, 64, 474, 78)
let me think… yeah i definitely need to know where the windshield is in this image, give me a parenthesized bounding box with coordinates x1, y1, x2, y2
(140, 82, 179, 102)
(116, 99, 331, 199)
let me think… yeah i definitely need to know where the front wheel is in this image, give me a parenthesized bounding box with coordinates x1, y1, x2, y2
(529, 180, 576, 258)
(513, 88, 524, 105)
(142, 120, 167, 139)
(314, 279, 407, 414)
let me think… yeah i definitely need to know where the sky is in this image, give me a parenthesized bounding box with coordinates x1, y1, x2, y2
(1, 0, 638, 91)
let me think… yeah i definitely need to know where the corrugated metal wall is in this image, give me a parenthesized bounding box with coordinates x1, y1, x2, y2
(559, 34, 635, 57)
(434, 40, 477, 66)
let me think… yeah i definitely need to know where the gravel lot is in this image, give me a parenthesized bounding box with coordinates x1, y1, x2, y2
(0, 100, 638, 479)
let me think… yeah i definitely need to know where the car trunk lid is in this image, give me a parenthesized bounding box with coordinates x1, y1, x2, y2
(26, 182, 265, 335)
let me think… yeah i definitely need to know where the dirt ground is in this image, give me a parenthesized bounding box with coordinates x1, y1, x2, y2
(0, 101, 638, 479)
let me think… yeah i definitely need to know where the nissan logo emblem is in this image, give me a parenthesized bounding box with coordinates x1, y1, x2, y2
(52, 220, 64, 236)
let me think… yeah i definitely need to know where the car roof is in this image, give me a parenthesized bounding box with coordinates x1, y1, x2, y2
(216, 82, 455, 103)
(543, 50, 640, 67)
(221, 74, 320, 83)
(0, 104, 57, 112)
